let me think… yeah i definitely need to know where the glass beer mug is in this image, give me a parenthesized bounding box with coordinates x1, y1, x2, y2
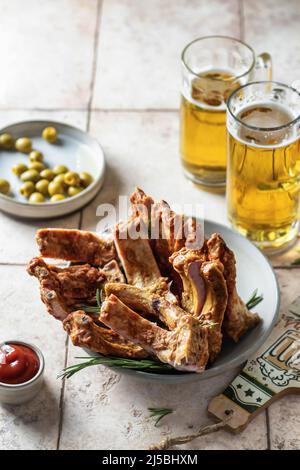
(227, 81, 300, 252)
(180, 36, 271, 188)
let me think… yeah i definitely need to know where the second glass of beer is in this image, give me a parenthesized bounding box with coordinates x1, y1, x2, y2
(180, 36, 271, 188)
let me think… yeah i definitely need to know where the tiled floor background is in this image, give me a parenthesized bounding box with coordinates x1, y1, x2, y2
(0, 0, 300, 450)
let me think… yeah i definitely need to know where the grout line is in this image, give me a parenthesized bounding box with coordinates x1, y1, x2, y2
(92, 108, 178, 113)
(0, 261, 26, 266)
(86, 0, 102, 132)
(238, 0, 245, 41)
(0, 107, 178, 113)
(0, 107, 87, 112)
(56, 334, 69, 450)
(266, 408, 271, 450)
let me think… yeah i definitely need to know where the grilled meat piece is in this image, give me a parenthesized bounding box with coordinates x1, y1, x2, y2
(105, 280, 184, 330)
(27, 257, 72, 321)
(170, 247, 208, 315)
(129, 188, 203, 294)
(27, 257, 125, 318)
(28, 257, 103, 310)
(100, 295, 210, 372)
(36, 228, 116, 266)
(98, 260, 125, 284)
(170, 249, 228, 360)
(207, 233, 260, 342)
(114, 219, 161, 287)
(63, 311, 148, 359)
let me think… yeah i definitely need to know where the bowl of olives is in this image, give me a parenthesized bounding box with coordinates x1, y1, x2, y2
(0, 120, 105, 218)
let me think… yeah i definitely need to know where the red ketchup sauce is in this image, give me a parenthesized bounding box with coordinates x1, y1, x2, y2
(0, 343, 39, 385)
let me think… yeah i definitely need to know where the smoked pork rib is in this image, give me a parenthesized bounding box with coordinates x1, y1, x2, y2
(206, 233, 260, 342)
(114, 219, 161, 287)
(105, 280, 184, 330)
(63, 311, 148, 359)
(28, 257, 75, 320)
(129, 187, 201, 293)
(27, 257, 122, 312)
(36, 228, 116, 266)
(170, 249, 228, 360)
(28, 257, 147, 358)
(100, 295, 210, 372)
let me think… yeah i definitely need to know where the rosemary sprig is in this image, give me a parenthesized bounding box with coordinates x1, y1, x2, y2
(96, 288, 102, 308)
(148, 407, 174, 427)
(58, 355, 172, 379)
(291, 258, 300, 266)
(75, 288, 103, 314)
(77, 305, 99, 314)
(246, 289, 264, 310)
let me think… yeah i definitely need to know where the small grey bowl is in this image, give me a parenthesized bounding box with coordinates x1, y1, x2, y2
(0, 340, 45, 405)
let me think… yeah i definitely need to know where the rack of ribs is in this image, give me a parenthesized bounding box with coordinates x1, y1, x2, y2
(28, 187, 261, 373)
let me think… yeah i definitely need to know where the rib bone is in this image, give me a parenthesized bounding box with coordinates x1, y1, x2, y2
(100, 295, 210, 372)
(36, 228, 116, 266)
(105, 280, 184, 330)
(63, 311, 148, 359)
(207, 233, 260, 342)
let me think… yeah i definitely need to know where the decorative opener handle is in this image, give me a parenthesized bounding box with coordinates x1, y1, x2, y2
(208, 297, 300, 433)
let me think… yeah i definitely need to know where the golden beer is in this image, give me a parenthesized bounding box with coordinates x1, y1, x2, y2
(180, 70, 238, 186)
(180, 36, 271, 187)
(227, 99, 300, 251)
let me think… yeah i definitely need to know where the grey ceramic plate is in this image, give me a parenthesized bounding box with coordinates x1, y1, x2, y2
(87, 220, 280, 383)
(0, 120, 105, 219)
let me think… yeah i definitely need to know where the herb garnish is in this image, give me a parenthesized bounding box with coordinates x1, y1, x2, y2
(148, 407, 174, 427)
(58, 356, 172, 379)
(246, 289, 263, 310)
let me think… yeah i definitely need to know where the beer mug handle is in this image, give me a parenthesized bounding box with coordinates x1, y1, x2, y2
(255, 53, 272, 80)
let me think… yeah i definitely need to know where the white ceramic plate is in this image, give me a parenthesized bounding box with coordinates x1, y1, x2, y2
(88, 220, 280, 383)
(0, 120, 105, 219)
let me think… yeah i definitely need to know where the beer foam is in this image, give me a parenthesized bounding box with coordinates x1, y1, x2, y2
(228, 101, 299, 148)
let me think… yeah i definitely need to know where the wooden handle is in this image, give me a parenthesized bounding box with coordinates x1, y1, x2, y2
(208, 296, 300, 433)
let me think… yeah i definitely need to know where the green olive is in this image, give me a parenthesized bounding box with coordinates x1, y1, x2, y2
(35, 179, 49, 196)
(29, 192, 45, 204)
(40, 169, 55, 181)
(64, 171, 80, 186)
(28, 161, 46, 173)
(12, 162, 28, 176)
(80, 172, 93, 188)
(42, 127, 57, 143)
(48, 180, 65, 196)
(20, 169, 40, 183)
(68, 186, 83, 197)
(29, 150, 44, 163)
(0, 178, 10, 194)
(50, 194, 65, 202)
(53, 164, 68, 175)
(15, 137, 32, 153)
(53, 174, 66, 185)
(20, 181, 35, 198)
(0, 133, 14, 150)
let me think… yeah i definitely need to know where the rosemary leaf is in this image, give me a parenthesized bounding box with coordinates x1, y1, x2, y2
(246, 289, 264, 310)
(75, 288, 103, 315)
(96, 288, 102, 309)
(291, 258, 300, 266)
(76, 305, 99, 314)
(148, 407, 174, 427)
(58, 355, 172, 379)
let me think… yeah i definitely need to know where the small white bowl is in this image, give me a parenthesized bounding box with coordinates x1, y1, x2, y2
(0, 340, 45, 405)
(0, 120, 105, 219)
